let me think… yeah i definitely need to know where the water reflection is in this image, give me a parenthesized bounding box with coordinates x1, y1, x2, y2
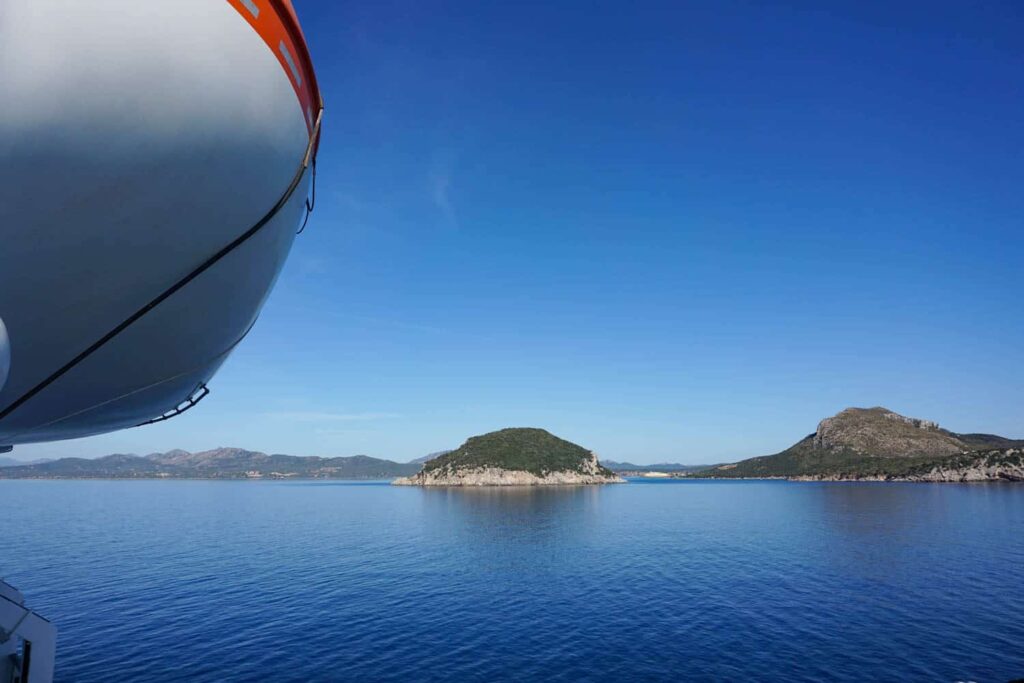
(415, 486, 604, 564)
(815, 483, 945, 537)
(4, 480, 1024, 682)
(810, 483, 988, 584)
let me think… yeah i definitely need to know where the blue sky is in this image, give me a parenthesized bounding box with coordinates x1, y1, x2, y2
(19, 0, 1024, 464)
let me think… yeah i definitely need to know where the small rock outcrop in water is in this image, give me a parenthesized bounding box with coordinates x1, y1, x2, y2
(393, 428, 625, 486)
(703, 407, 1024, 482)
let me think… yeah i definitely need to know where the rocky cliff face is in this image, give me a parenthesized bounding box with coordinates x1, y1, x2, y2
(705, 407, 1024, 481)
(394, 453, 625, 486)
(792, 449, 1024, 482)
(811, 407, 965, 457)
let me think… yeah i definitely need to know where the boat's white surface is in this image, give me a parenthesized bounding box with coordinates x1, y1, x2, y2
(0, 580, 56, 683)
(0, 0, 320, 445)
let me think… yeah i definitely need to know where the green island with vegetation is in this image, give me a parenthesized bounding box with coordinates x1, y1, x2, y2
(423, 428, 616, 477)
(395, 428, 622, 486)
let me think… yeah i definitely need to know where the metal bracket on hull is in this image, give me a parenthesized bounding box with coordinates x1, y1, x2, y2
(137, 383, 210, 426)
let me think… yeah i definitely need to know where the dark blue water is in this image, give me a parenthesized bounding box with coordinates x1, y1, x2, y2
(2, 479, 1023, 682)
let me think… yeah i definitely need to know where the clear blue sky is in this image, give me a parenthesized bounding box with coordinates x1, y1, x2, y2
(19, 0, 1024, 464)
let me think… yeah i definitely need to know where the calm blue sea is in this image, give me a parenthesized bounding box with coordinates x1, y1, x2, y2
(1, 479, 1023, 682)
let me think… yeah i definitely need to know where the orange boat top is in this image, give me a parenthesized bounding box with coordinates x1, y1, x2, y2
(227, 0, 322, 139)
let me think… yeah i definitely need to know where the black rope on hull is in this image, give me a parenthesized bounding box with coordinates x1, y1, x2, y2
(0, 108, 323, 426)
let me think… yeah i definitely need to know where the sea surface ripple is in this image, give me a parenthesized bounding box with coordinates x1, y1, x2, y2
(1, 479, 1023, 682)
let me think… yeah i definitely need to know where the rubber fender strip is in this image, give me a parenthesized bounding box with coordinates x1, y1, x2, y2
(0, 108, 323, 424)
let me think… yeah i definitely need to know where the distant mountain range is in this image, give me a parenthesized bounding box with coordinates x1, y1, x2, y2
(0, 457, 53, 467)
(0, 448, 421, 480)
(408, 450, 452, 464)
(704, 407, 1024, 481)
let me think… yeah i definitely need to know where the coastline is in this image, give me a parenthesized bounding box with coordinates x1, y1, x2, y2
(693, 448, 1024, 483)
(393, 466, 625, 486)
(693, 477, 1021, 483)
(0, 475, 398, 482)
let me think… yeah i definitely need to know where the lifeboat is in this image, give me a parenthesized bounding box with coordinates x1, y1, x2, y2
(0, 1, 322, 446)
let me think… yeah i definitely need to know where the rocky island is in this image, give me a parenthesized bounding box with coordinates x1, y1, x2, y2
(393, 427, 625, 486)
(703, 407, 1024, 482)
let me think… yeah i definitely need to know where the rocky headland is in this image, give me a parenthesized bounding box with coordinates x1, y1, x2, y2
(701, 407, 1024, 482)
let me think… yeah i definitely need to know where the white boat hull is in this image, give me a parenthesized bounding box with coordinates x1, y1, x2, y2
(0, 0, 320, 444)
